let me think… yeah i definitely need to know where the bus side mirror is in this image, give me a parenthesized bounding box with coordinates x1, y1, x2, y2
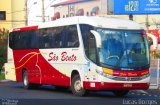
(90, 30, 102, 48)
(147, 33, 157, 50)
(148, 41, 152, 47)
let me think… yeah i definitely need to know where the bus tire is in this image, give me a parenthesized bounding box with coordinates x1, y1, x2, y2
(23, 70, 32, 89)
(112, 90, 129, 97)
(71, 74, 86, 96)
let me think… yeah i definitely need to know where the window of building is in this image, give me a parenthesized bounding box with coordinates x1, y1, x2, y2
(0, 11, 6, 20)
(76, 9, 84, 16)
(91, 6, 99, 16)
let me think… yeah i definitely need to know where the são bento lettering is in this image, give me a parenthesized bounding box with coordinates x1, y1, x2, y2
(48, 51, 77, 62)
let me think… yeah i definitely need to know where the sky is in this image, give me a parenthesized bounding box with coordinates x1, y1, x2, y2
(27, 0, 55, 25)
(27, 0, 82, 25)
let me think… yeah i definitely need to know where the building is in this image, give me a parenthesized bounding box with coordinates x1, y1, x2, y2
(51, 0, 160, 30)
(51, 0, 105, 19)
(0, 0, 12, 30)
(11, 0, 26, 28)
(0, 0, 26, 30)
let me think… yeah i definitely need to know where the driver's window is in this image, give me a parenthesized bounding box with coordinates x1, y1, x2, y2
(88, 33, 97, 63)
(80, 24, 96, 63)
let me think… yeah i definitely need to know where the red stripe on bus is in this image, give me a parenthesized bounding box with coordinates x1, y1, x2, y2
(12, 26, 38, 32)
(112, 69, 149, 77)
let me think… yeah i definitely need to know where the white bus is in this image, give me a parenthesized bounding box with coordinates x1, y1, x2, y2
(5, 16, 150, 96)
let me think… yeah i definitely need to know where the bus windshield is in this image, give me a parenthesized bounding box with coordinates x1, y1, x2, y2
(96, 28, 150, 70)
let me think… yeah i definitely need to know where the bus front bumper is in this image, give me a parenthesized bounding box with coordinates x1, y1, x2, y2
(83, 82, 149, 90)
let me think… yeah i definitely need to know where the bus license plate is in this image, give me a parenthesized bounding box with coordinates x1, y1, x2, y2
(123, 83, 132, 87)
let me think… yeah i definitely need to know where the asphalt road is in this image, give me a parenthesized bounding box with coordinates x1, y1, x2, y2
(0, 81, 160, 105)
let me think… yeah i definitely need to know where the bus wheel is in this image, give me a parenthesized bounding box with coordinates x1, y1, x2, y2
(71, 75, 86, 96)
(23, 70, 32, 89)
(112, 90, 129, 97)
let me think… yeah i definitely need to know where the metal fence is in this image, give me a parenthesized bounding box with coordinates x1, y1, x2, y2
(149, 59, 160, 89)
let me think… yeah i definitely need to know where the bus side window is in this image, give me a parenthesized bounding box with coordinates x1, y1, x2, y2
(9, 32, 16, 49)
(66, 25, 79, 48)
(14, 32, 21, 49)
(39, 29, 45, 48)
(32, 30, 39, 49)
(22, 31, 28, 49)
(9, 33, 13, 49)
(39, 28, 52, 49)
(47, 28, 56, 48)
(69, 32, 79, 47)
(54, 27, 63, 48)
(27, 30, 36, 49)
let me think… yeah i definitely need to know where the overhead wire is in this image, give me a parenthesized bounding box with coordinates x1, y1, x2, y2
(45, 0, 55, 10)
(27, 0, 32, 6)
(0, 20, 43, 23)
(6, 0, 37, 14)
(6, 10, 25, 14)
(1, 0, 55, 23)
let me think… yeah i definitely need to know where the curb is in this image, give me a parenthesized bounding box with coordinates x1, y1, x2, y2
(0, 80, 10, 82)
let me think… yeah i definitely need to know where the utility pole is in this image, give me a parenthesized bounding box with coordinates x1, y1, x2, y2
(129, 14, 133, 21)
(25, 0, 28, 26)
(42, 0, 45, 22)
(146, 15, 149, 31)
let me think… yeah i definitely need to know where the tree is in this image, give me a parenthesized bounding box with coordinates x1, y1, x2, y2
(0, 28, 8, 71)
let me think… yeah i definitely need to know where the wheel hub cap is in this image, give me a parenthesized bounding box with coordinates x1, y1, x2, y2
(74, 80, 81, 92)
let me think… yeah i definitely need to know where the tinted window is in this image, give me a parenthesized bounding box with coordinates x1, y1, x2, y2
(80, 24, 97, 63)
(65, 25, 79, 48)
(9, 25, 79, 50)
(9, 30, 38, 49)
(54, 27, 64, 48)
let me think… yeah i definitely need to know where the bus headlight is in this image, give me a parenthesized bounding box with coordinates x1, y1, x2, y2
(96, 69, 114, 79)
(96, 69, 103, 75)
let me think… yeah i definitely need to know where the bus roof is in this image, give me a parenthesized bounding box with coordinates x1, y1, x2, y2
(11, 16, 143, 32)
(40, 16, 143, 30)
